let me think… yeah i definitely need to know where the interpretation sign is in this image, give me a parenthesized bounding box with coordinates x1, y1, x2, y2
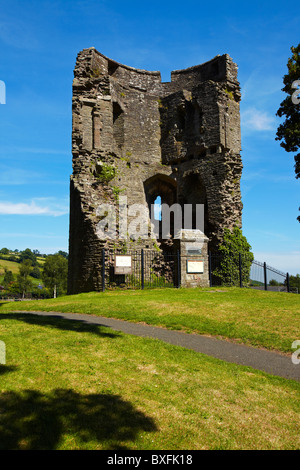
(114, 255, 132, 275)
(186, 260, 204, 274)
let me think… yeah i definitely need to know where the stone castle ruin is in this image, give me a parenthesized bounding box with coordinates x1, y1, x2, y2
(68, 47, 243, 294)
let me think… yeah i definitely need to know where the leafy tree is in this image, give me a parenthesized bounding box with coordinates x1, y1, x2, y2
(0, 248, 9, 255)
(276, 44, 300, 221)
(3, 269, 14, 289)
(19, 248, 37, 266)
(212, 226, 254, 286)
(7, 281, 20, 295)
(269, 279, 280, 286)
(285, 273, 300, 293)
(42, 254, 68, 298)
(17, 260, 33, 299)
(30, 266, 41, 279)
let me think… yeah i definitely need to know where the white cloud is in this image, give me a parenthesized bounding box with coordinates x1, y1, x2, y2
(241, 107, 276, 132)
(0, 199, 68, 216)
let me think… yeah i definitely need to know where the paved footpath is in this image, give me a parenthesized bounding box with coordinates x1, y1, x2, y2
(16, 310, 300, 382)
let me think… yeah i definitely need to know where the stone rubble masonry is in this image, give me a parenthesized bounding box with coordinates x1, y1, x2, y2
(68, 47, 243, 294)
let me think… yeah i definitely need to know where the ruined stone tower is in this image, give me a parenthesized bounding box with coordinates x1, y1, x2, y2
(68, 47, 243, 294)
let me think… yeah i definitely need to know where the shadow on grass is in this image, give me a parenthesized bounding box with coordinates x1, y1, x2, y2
(0, 365, 17, 375)
(0, 313, 119, 339)
(0, 389, 157, 450)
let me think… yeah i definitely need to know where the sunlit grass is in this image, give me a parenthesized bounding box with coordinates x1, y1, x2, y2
(0, 312, 299, 450)
(1, 287, 299, 353)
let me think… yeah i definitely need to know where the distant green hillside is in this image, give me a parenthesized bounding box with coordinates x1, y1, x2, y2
(0, 258, 43, 287)
(0, 259, 21, 275)
(0, 248, 68, 297)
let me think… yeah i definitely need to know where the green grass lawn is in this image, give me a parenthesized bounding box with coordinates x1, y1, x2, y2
(1, 287, 299, 354)
(0, 311, 299, 450)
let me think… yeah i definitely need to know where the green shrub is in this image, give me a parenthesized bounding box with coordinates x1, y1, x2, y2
(213, 227, 254, 286)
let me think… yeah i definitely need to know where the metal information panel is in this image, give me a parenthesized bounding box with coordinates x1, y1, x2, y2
(186, 260, 204, 274)
(114, 255, 132, 274)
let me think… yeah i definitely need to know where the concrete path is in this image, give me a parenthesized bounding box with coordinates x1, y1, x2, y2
(15, 310, 300, 382)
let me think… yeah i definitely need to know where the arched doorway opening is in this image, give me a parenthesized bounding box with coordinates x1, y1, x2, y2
(144, 174, 177, 240)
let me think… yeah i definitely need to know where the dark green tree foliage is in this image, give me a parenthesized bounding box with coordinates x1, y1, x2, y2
(3, 269, 14, 289)
(30, 266, 41, 279)
(17, 260, 33, 299)
(42, 254, 68, 298)
(276, 44, 300, 221)
(285, 274, 300, 293)
(57, 250, 68, 259)
(19, 248, 37, 266)
(269, 279, 281, 286)
(213, 227, 254, 286)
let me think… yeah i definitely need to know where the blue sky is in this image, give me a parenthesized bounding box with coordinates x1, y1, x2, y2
(0, 0, 299, 274)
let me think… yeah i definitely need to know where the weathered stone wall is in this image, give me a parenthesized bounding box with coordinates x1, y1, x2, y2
(68, 47, 243, 294)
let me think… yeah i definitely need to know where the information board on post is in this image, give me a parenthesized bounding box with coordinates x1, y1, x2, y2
(186, 260, 204, 274)
(114, 255, 132, 275)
